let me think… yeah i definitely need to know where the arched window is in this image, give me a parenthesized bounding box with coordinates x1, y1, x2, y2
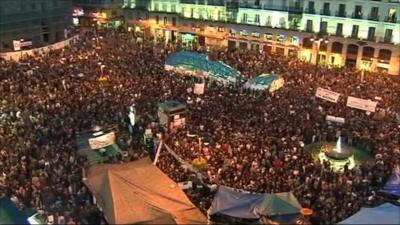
(362, 46, 375, 59)
(378, 49, 392, 61)
(331, 42, 343, 54)
(347, 44, 359, 55)
(302, 38, 313, 49)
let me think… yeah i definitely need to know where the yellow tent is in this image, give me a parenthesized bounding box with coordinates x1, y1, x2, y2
(84, 157, 207, 224)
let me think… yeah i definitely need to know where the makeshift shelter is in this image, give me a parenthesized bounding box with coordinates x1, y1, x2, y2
(209, 186, 264, 219)
(84, 157, 207, 224)
(338, 203, 400, 224)
(165, 51, 239, 82)
(243, 73, 284, 92)
(256, 192, 302, 223)
(0, 197, 29, 225)
(77, 130, 122, 165)
(380, 173, 400, 198)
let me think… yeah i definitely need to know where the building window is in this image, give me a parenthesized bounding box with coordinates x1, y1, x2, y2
(171, 4, 176, 13)
(307, 1, 315, 14)
(190, 8, 194, 18)
(277, 35, 285, 44)
(306, 19, 313, 32)
(336, 23, 343, 36)
(266, 16, 272, 26)
(387, 8, 397, 23)
(41, 2, 46, 11)
(242, 13, 247, 23)
(164, 17, 167, 25)
(218, 11, 222, 21)
(367, 27, 376, 41)
(354, 5, 363, 19)
(162, 4, 167, 12)
(369, 7, 379, 20)
(320, 21, 328, 34)
(252, 32, 260, 38)
(172, 17, 176, 26)
(384, 29, 393, 43)
(229, 29, 237, 36)
(154, 3, 159, 11)
(351, 25, 359, 38)
(264, 33, 274, 41)
(239, 30, 248, 36)
(322, 3, 330, 15)
(337, 4, 346, 17)
(255, 14, 260, 24)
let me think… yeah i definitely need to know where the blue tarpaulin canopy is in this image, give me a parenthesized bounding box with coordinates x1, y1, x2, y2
(338, 203, 400, 225)
(243, 73, 283, 91)
(165, 51, 239, 82)
(0, 197, 29, 225)
(209, 186, 264, 219)
(381, 173, 400, 197)
(209, 186, 301, 222)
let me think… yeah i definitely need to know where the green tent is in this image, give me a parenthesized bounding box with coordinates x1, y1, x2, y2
(256, 192, 301, 222)
(0, 197, 29, 225)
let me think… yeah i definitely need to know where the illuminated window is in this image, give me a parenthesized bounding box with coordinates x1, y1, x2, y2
(387, 8, 397, 22)
(290, 36, 299, 45)
(277, 35, 285, 44)
(230, 29, 237, 36)
(240, 30, 248, 36)
(252, 32, 260, 38)
(264, 33, 274, 41)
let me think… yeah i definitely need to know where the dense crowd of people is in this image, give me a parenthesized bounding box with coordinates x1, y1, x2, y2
(0, 28, 399, 225)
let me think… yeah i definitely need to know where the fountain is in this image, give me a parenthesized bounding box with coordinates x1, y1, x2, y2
(319, 137, 355, 171)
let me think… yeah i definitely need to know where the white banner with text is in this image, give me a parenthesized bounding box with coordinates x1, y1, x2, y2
(315, 87, 340, 103)
(346, 96, 378, 112)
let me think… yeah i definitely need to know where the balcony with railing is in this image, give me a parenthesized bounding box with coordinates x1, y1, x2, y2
(383, 36, 393, 44)
(239, 3, 262, 9)
(368, 14, 380, 21)
(385, 16, 397, 23)
(305, 26, 313, 33)
(304, 8, 315, 14)
(335, 10, 347, 17)
(320, 9, 331, 16)
(367, 35, 376, 42)
(262, 5, 289, 12)
(352, 12, 363, 19)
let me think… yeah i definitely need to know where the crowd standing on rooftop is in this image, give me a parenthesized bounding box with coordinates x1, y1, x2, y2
(0, 28, 399, 225)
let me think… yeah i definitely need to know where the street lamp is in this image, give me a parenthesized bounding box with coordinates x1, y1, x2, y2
(310, 35, 328, 76)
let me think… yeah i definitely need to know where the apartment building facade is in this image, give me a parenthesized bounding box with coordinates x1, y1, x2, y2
(123, 0, 400, 75)
(0, 0, 72, 52)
